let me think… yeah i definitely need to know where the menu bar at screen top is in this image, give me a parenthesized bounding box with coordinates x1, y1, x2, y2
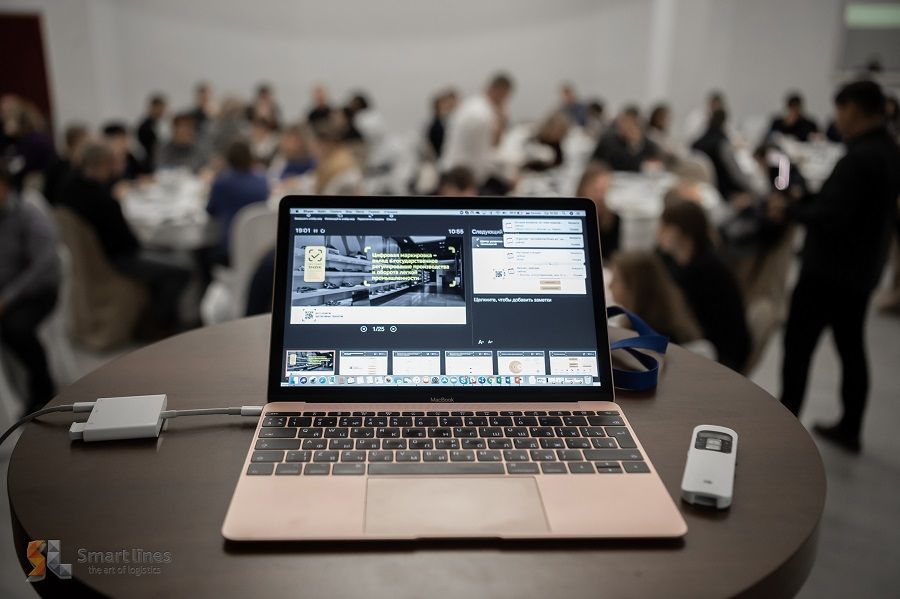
(279, 207, 603, 388)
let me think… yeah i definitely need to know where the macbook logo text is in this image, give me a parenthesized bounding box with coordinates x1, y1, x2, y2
(429, 396, 455, 403)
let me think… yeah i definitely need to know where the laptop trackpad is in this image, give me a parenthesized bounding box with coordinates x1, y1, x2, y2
(365, 477, 549, 536)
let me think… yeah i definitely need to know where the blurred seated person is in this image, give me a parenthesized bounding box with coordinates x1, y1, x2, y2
(560, 83, 587, 127)
(584, 99, 607, 139)
(576, 161, 620, 260)
(1, 97, 56, 189)
(426, 89, 458, 159)
(683, 90, 726, 145)
(58, 143, 190, 332)
(157, 112, 208, 173)
(307, 85, 332, 125)
(692, 109, 754, 201)
(268, 123, 315, 181)
(310, 118, 363, 195)
(249, 117, 280, 167)
(246, 83, 281, 128)
(522, 111, 569, 171)
(647, 103, 684, 164)
(441, 72, 515, 194)
(43, 123, 89, 205)
(348, 92, 390, 169)
(658, 201, 751, 371)
(102, 122, 144, 181)
(210, 97, 249, 155)
(592, 105, 661, 172)
(609, 250, 702, 344)
(769, 92, 819, 142)
(437, 166, 477, 196)
(206, 140, 269, 266)
(0, 162, 61, 413)
(137, 93, 167, 172)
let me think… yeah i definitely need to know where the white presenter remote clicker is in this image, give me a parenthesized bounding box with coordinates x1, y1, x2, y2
(681, 424, 737, 509)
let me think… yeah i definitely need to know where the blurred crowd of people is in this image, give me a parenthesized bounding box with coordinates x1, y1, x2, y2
(1, 73, 899, 450)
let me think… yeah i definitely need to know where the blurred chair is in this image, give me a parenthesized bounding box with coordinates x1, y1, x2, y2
(201, 203, 276, 324)
(54, 208, 147, 350)
(37, 246, 80, 385)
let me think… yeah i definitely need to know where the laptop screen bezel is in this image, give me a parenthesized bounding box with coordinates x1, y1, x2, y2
(266, 195, 615, 403)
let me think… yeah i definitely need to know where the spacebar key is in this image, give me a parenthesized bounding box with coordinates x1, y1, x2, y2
(368, 463, 506, 475)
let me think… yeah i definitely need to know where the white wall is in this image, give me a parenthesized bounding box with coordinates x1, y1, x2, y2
(3, 0, 848, 140)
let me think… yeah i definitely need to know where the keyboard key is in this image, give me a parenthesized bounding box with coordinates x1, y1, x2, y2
(504, 427, 528, 438)
(303, 464, 330, 475)
(475, 411, 497, 416)
(465, 417, 488, 426)
(600, 410, 621, 415)
(507, 463, 539, 474)
(247, 463, 274, 475)
(604, 427, 637, 449)
(453, 427, 477, 438)
(262, 417, 286, 427)
(529, 427, 554, 437)
(356, 439, 379, 450)
(524, 410, 547, 416)
(302, 439, 327, 450)
(285, 450, 311, 462)
(255, 439, 301, 450)
(513, 438, 538, 449)
(450, 411, 474, 416)
(333, 463, 366, 475)
(582, 449, 644, 461)
(368, 450, 394, 462)
(287, 417, 312, 427)
(462, 439, 486, 449)
(352, 411, 375, 416)
(556, 450, 583, 461)
(487, 438, 512, 449)
(591, 438, 618, 449)
(587, 415, 625, 426)
(530, 450, 556, 461)
(341, 451, 366, 462)
(624, 461, 651, 473)
(409, 439, 433, 450)
(329, 439, 353, 450)
(490, 416, 513, 426)
(478, 427, 503, 438)
(403, 411, 425, 417)
(503, 450, 529, 462)
(313, 450, 339, 462)
(563, 416, 587, 426)
(572, 410, 595, 416)
(324, 427, 349, 438)
(476, 450, 502, 462)
(313, 417, 337, 427)
(514, 416, 538, 426)
(440, 417, 463, 426)
(555, 427, 580, 438)
(427, 411, 449, 416)
(339, 417, 362, 427)
(548, 410, 571, 416)
(423, 450, 448, 462)
(376, 427, 400, 438)
(305, 411, 326, 417)
(541, 463, 568, 474)
(377, 411, 399, 416)
(580, 427, 606, 437)
(594, 461, 623, 474)
(364, 417, 387, 427)
(327, 411, 350, 417)
(297, 428, 323, 438)
(540, 438, 564, 449)
(259, 428, 297, 438)
(350, 427, 375, 438)
(397, 450, 421, 462)
(568, 462, 595, 473)
(565, 438, 591, 449)
(500, 410, 522, 416)
(383, 439, 407, 450)
(428, 427, 451, 438)
(275, 463, 302, 475)
(266, 412, 303, 416)
(415, 417, 438, 427)
(435, 439, 459, 450)
(450, 450, 475, 462)
(403, 427, 426, 438)
(538, 416, 563, 426)
(390, 416, 413, 427)
(251, 450, 284, 463)
(368, 463, 505, 475)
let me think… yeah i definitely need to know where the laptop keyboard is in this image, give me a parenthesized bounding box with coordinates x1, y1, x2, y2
(246, 409, 651, 476)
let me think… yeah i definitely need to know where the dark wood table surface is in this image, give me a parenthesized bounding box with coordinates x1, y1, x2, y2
(8, 316, 825, 598)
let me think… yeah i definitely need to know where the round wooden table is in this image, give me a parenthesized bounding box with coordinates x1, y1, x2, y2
(8, 316, 825, 598)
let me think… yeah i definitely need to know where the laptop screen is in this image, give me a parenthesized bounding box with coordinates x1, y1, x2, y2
(271, 199, 612, 397)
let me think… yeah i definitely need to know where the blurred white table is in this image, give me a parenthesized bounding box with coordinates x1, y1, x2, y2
(121, 170, 215, 250)
(774, 135, 843, 193)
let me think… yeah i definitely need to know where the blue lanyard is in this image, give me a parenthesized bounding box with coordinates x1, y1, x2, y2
(607, 306, 669, 392)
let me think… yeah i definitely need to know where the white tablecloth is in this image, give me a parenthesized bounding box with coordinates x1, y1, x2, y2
(121, 170, 214, 250)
